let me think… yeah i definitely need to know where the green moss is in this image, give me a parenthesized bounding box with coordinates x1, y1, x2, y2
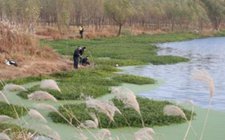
(49, 97, 193, 128)
(113, 74, 155, 85)
(0, 102, 27, 118)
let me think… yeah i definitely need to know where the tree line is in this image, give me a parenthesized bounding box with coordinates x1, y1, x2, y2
(0, 0, 225, 35)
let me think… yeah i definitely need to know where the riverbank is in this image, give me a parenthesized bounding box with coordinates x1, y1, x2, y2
(0, 32, 221, 139)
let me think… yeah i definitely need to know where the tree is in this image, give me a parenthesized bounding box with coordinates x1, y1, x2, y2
(201, 0, 225, 30)
(104, 0, 135, 36)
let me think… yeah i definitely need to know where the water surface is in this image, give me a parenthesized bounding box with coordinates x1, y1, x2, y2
(122, 37, 225, 111)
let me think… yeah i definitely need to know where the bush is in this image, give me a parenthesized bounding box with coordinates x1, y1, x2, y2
(49, 97, 193, 128)
(0, 102, 27, 118)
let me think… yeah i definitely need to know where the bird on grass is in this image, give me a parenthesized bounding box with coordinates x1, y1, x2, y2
(4, 59, 18, 67)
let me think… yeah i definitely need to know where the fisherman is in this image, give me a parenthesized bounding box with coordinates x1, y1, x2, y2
(73, 46, 86, 69)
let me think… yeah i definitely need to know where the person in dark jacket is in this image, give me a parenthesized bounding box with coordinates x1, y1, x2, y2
(73, 46, 86, 69)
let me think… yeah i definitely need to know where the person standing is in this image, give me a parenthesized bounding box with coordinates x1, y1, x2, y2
(73, 46, 86, 69)
(79, 25, 84, 39)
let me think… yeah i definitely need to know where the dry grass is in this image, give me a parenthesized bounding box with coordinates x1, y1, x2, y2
(0, 21, 72, 80)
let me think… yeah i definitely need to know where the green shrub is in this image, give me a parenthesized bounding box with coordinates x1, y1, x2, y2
(0, 102, 27, 118)
(49, 97, 193, 128)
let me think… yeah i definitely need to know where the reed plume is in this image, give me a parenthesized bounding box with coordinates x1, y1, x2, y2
(34, 103, 58, 112)
(192, 69, 215, 98)
(28, 109, 47, 123)
(3, 84, 27, 92)
(0, 91, 10, 104)
(79, 112, 98, 129)
(96, 129, 112, 140)
(134, 127, 155, 140)
(192, 69, 215, 140)
(0, 115, 13, 122)
(0, 132, 10, 140)
(40, 79, 61, 92)
(86, 97, 121, 121)
(163, 105, 187, 119)
(28, 91, 57, 102)
(111, 87, 140, 114)
(38, 124, 61, 140)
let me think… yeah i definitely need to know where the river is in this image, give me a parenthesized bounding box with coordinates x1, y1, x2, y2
(121, 37, 225, 111)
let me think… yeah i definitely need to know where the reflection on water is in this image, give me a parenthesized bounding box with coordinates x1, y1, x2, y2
(122, 37, 225, 111)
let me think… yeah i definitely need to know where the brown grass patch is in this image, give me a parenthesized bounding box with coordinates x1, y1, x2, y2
(0, 21, 72, 80)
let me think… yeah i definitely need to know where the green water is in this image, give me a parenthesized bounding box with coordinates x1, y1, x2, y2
(2, 82, 225, 140)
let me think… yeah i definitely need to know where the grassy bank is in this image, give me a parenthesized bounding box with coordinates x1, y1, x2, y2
(43, 33, 199, 66)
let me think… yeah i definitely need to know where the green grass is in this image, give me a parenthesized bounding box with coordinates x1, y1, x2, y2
(17, 66, 154, 100)
(0, 102, 27, 118)
(49, 97, 193, 128)
(42, 33, 199, 66)
(112, 74, 155, 85)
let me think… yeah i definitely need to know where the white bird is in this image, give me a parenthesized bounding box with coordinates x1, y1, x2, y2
(5, 59, 17, 67)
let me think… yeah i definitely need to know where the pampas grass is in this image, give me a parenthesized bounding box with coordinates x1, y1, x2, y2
(40, 79, 61, 92)
(3, 84, 27, 92)
(0, 91, 10, 104)
(163, 105, 187, 119)
(111, 87, 140, 114)
(28, 109, 47, 123)
(79, 113, 98, 129)
(38, 124, 61, 140)
(192, 69, 215, 98)
(28, 91, 57, 102)
(0, 132, 11, 140)
(0, 115, 13, 122)
(192, 69, 215, 140)
(134, 128, 155, 140)
(34, 103, 58, 112)
(96, 129, 112, 140)
(86, 97, 121, 121)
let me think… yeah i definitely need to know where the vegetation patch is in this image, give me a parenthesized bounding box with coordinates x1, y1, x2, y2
(49, 97, 193, 128)
(112, 74, 155, 85)
(0, 102, 27, 118)
(43, 33, 195, 66)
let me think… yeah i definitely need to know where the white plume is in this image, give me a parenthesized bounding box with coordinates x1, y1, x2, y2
(86, 97, 121, 121)
(111, 87, 140, 114)
(0, 115, 13, 122)
(40, 79, 61, 92)
(134, 128, 155, 140)
(28, 91, 57, 102)
(3, 84, 26, 92)
(163, 105, 186, 119)
(28, 109, 47, 123)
